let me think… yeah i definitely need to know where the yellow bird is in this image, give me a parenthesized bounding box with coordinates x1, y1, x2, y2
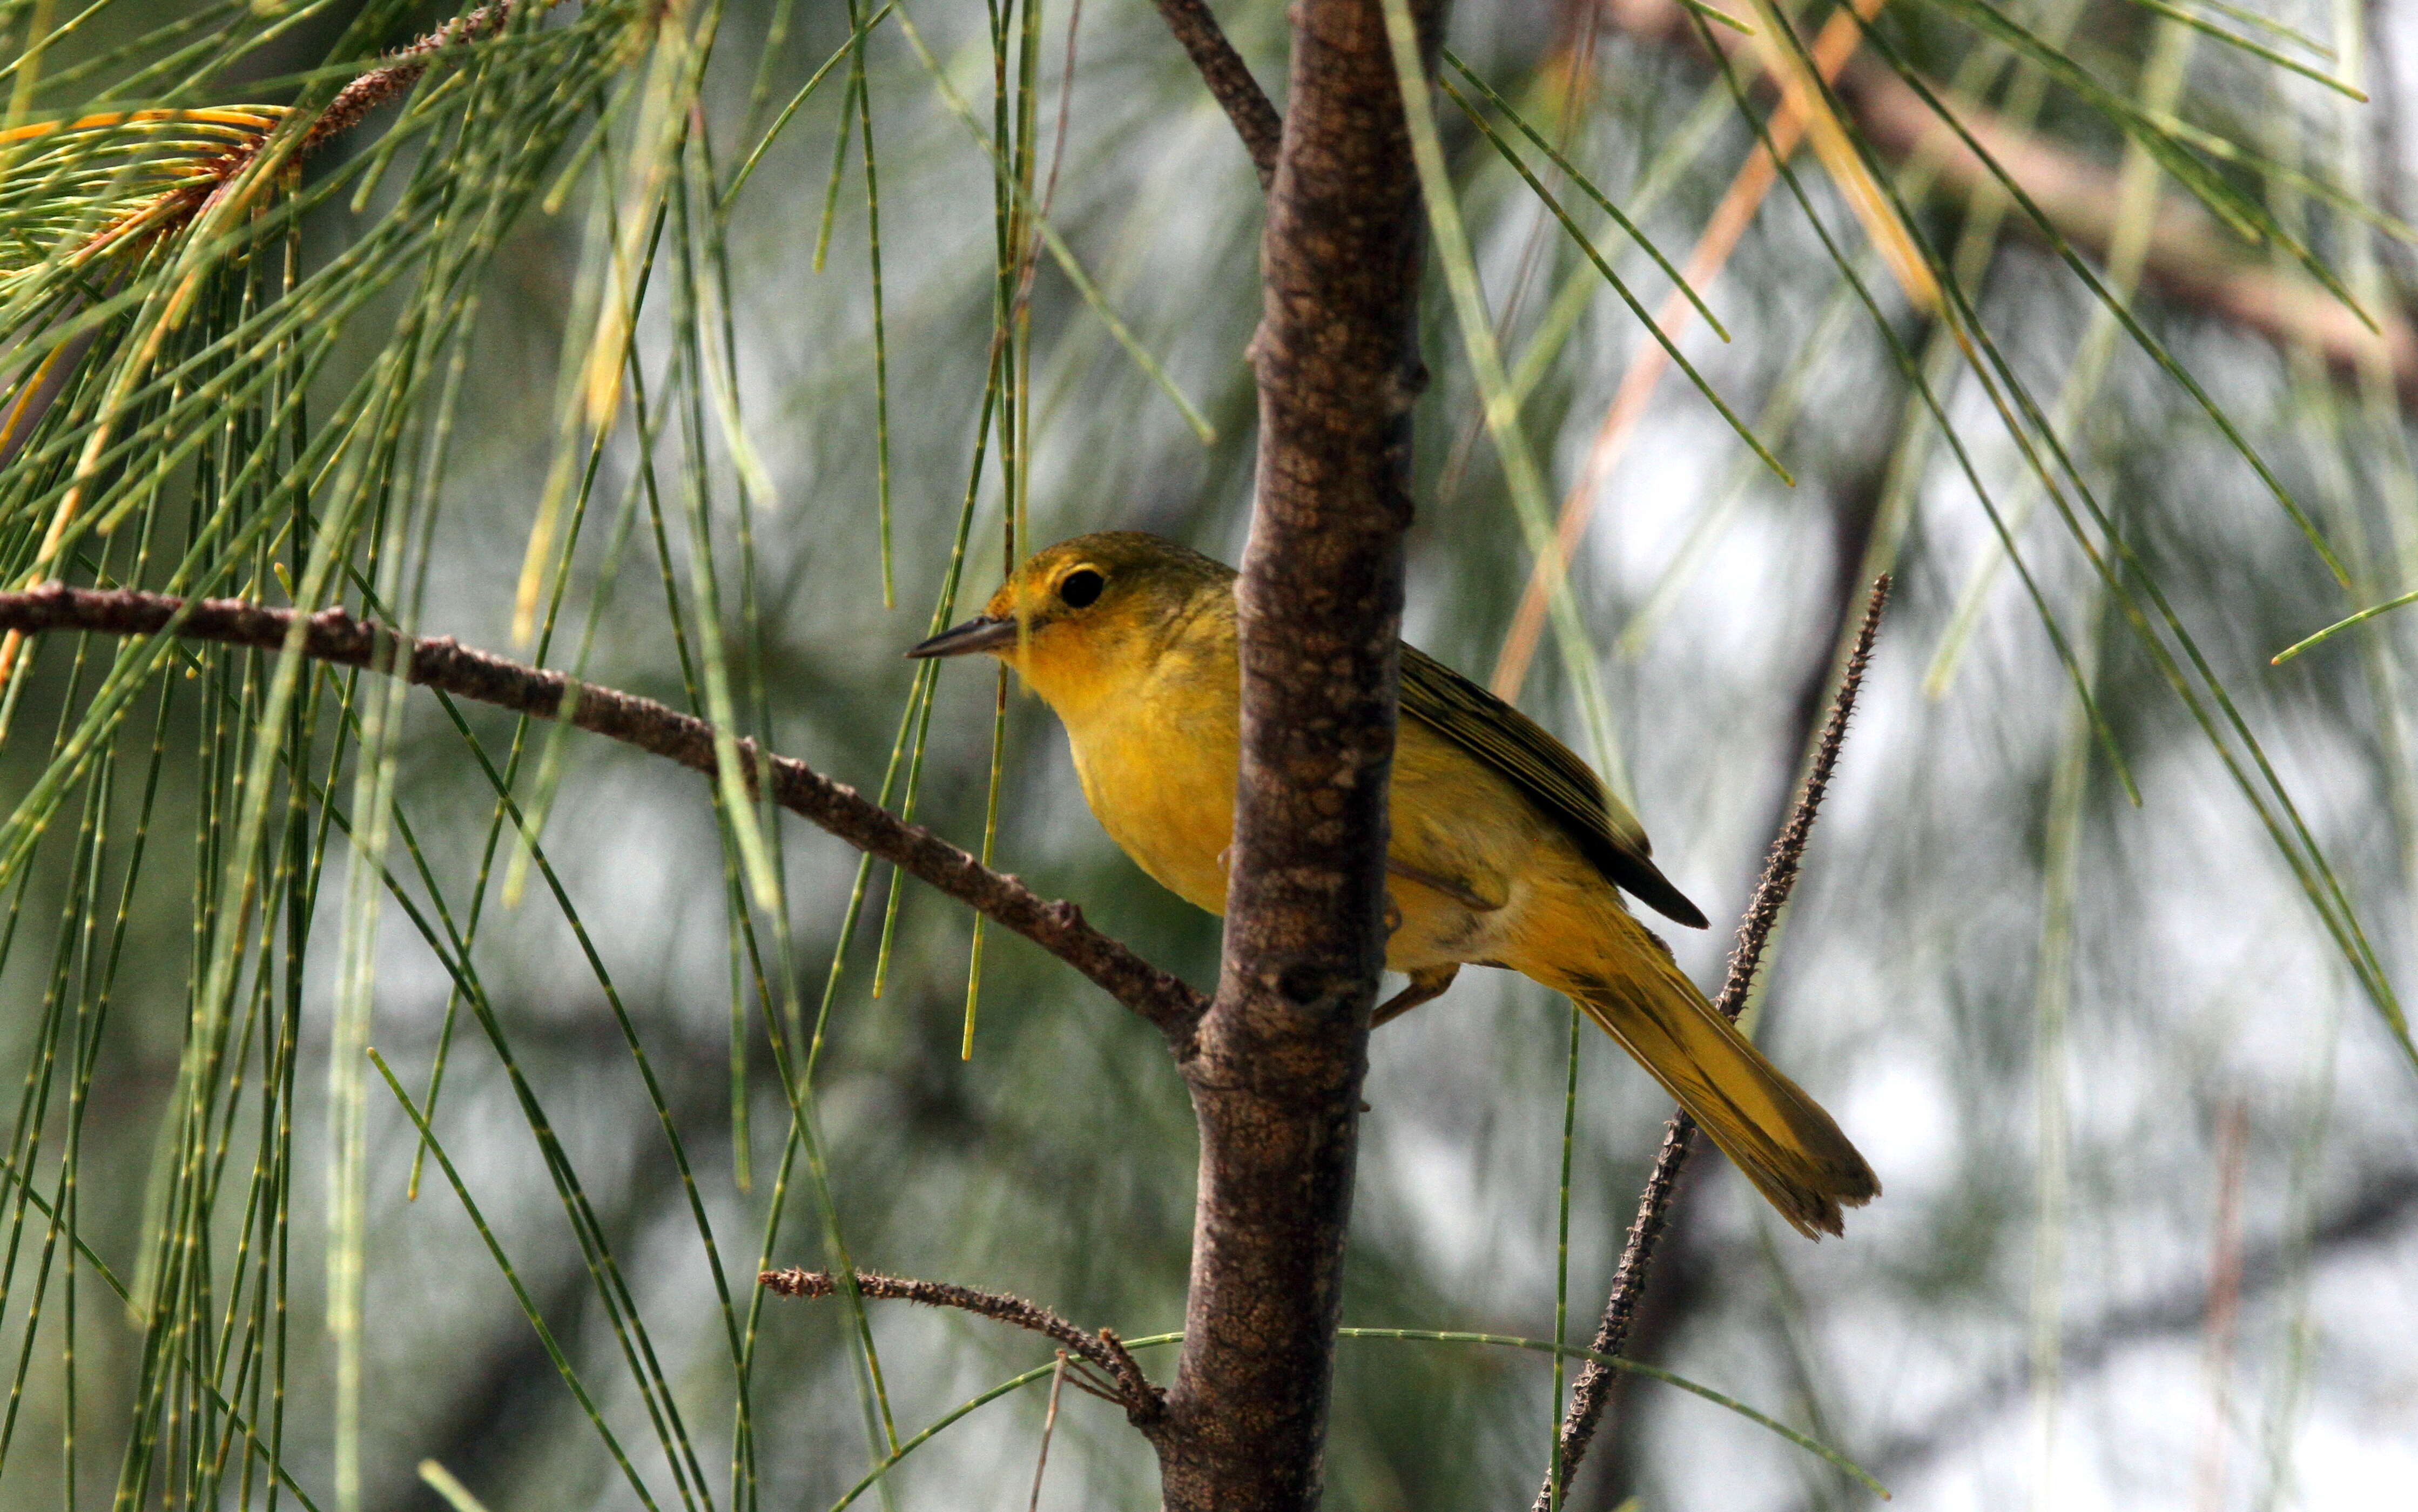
(910, 532, 1878, 1237)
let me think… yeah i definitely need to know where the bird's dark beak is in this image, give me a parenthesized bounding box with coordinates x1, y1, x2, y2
(905, 614, 1020, 659)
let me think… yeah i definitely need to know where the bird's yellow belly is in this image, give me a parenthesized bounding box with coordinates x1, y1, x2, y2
(1067, 715, 1238, 915)
(1066, 705, 1557, 977)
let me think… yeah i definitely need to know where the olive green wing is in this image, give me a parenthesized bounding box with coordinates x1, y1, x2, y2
(1398, 645, 1708, 928)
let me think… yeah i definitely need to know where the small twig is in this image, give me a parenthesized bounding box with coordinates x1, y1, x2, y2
(1094, 1325, 1157, 1409)
(1027, 1352, 1068, 1512)
(1713, 574, 1890, 1014)
(0, 585, 1209, 1047)
(1058, 1361, 1130, 1407)
(759, 1267, 1166, 1421)
(1147, 0, 1282, 186)
(1534, 574, 1889, 1510)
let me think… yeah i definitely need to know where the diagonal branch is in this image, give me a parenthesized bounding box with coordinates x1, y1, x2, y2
(1149, 0, 1283, 186)
(1535, 574, 1890, 1511)
(759, 1267, 1164, 1420)
(1710, 575, 1889, 1011)
(0, 584, 1208, 1046)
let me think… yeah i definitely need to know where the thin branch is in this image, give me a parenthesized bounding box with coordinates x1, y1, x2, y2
(1535, 574, 1890, 1510)
(1148, 0, 1283, 186)
(0, 585, 1208, 1045)
(1714, 575, 1889, 1010)
(758, 1267, 1164, 1420)
(1054, 1360, 1133, 1407)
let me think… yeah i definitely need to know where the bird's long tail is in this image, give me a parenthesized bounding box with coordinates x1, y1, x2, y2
(1540, 941, 1878, 1238)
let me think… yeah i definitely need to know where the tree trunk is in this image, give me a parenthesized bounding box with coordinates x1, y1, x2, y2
(1143, 0, 1445, 1505)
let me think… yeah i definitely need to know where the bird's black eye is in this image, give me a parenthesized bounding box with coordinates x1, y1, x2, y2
(1058, 569, 1104, 608)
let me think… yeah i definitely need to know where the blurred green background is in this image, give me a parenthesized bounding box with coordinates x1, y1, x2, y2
(3, 0, 2416, 1507)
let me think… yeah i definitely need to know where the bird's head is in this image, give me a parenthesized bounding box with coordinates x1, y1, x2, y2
(906, 531, 1235, 714)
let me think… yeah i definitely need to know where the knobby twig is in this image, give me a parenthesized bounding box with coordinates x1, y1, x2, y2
(759, 1268, 1164, 1421)
(1714, 575, 1889, 1010)
(298, 0, 526, 157)
(0, 585, 1209, 1045)
(1148, 0, 1283, 186)
(1536, 573, 1890, 1510)
(167, 0, 537, 222)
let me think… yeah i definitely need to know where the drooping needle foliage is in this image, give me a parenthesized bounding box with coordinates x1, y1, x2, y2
(0, 0, 2413, 1507)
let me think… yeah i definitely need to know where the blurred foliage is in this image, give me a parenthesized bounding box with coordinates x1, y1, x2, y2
(0, 0, 2414, 1508)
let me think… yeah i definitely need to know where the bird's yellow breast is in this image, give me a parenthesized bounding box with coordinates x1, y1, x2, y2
(1062, 659, 1243, 914)
(1002, 582, 1245, 913)
(1008, 582, 1589, 978)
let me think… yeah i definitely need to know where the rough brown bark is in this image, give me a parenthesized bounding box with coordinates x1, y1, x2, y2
(0, 585, 1205, 1044)
(1141, 0, 1443, 1506)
